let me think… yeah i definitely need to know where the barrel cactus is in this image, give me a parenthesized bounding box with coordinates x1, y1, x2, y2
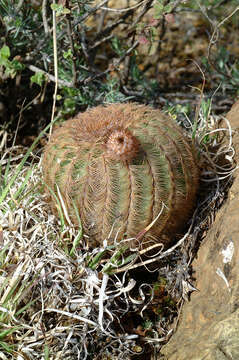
(42, 103, 199, 248)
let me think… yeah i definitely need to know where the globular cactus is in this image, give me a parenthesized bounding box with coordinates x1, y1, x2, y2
(42, 103, 199, 248)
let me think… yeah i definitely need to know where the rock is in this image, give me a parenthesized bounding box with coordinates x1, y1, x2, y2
(161, 100, 239, 360)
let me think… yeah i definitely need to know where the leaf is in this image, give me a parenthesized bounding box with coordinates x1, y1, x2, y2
(50, 4, 60, 11)
(50, 3, 70, 16)
(30, 71, 45, 86)
(0, 45, 10, 60)
(164, 4, 173, 13)
(11, 59, 25, 71)
(153, 2, 164, 19)
(61, 7, 70, 15)
(63, 49, 73, 59)
(5, 67, 17, 79)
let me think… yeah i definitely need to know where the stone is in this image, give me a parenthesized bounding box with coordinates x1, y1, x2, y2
(161, 100, 239, 360)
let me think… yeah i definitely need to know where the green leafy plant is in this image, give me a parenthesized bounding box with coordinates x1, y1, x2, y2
(0, 45, 24, 78)
(50, 3, 71, 16)
(30, 71, 46, 86)
(153, 0, 174, 19)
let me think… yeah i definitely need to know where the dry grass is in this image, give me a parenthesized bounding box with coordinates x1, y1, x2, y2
(0, 100, 237, 359)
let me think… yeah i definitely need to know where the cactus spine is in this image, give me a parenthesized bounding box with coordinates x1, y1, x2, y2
(42, 103, 199, 247)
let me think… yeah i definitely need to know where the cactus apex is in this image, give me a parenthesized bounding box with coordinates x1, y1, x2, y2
(104, 127, 140, 161)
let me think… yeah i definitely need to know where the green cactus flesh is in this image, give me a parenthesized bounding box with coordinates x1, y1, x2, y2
(42, 103, 199, 247)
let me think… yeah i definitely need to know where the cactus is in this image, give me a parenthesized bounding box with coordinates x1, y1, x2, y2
(42, 103, 199, 247)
